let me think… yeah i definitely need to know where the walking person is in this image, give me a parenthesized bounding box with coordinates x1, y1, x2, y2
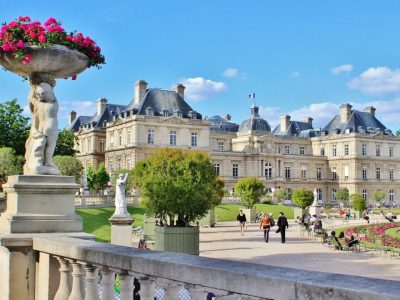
(259, 212, 272, 242)
(277, 212, 289, 243)
(236, 209, 247, 236)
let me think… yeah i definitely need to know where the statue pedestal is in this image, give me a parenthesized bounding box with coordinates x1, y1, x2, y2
(0, 175, 82, 234)
(309, 205, 322, 217)
(109, 214, 133, 247)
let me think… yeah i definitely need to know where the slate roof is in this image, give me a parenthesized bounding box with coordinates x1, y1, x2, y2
(273, 121, 316, 137)
(239, 105, 271, 133)
(125, 89, 202, 119)
(208, 115, 239, 132)
(323, 110, 392, 135)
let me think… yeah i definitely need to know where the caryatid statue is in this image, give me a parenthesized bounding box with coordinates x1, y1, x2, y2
(113, 173, 129, 216)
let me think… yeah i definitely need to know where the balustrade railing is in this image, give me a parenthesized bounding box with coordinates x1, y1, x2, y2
(75, 195, 140, 208)
(32, 236, 399, 300)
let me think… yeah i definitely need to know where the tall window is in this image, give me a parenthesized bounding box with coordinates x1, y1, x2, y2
(332, 145, 337, 157)
(320, 147, 325, 156)
(332, 167, 337, 180)
(344, 144, 349, 156)
(317, 167, 322, 180)
(87, 137, 92, 152)
(191, 132, 197, 147)
(285, 166, 291, 179)
(332, 189, 337, 201)
(376, 145, 381, 157)
(217, 140, 224, 151)
(362, 144, 367, 156)
(127, 129, 131, 144)
(264, 162, 272, 178)
(118, 130, 123, 146)
(126, 158, 131, 169)
(117, 157, 122, 169)
(390, 190, 395, 202)
(232, 163, 239, 178)
(100, 140, 105, 152)
(170, 131, 177, 146)
(389, 146, 394, 158)
(362, 189, 368, 201)
(362, 167, 367, 180)
(376, 167, 381, 180)
(317, 189, 323, 201)
(284, 145, 290, 155)
(300, 146, 305, 155)
(109, 158, 114, 172)
(301, 168, 307, 179)
(147, 129, 155, 144)
(286, 188, 292, 200)
(214, 163, 220, 176)
(344, 166, 349, 179)
(390, 168, 394, 180)
(110, 132, 114, 148)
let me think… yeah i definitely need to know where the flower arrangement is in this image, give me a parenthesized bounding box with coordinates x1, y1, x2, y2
(0, 16, 105, 69)
(344, 222, 400, 248)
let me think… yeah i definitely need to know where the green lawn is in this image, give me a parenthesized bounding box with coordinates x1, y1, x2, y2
(215, 204, 293, 221)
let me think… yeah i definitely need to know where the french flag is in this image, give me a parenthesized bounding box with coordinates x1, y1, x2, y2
(248, 92, 255, 99)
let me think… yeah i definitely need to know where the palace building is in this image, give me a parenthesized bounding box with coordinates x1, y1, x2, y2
(68, 80, 400, 206)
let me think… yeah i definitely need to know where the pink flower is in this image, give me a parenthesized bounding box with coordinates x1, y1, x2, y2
(28, 32, 37, 39)
(21, 53, 32, 65)
(38, 35, 46, 43)
(1, 43, 11, 51)
(44, 17, 57, 27)
(18, 16, 31, 23)
(72, 75, 77, 80)
(16, 40, 24, 48)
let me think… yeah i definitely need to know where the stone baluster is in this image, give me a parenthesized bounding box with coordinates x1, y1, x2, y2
(54, 257, 71, 300)
(100, 269, 115, 300)
(84, 264, 100, 300)
(119, 272, 134, 300)
(186, 284, 208, 300)
(68, 261, 84, 300)
(159, 280, 182, 299)
(135, 275, 156, 299)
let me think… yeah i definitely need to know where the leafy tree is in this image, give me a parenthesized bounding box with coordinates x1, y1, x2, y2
(0, 100, 30, 155)
(0, 147, 24, 179)
(211, 177, 225, 207)
(234, 177, 265, 208)
(336, 189, 349, 207)
(292, 189, 314, 209)
(87, 163, 109, 193)
(53, 155, 83, 183)
(396, 130, 400, 137)
(274, 188, 288, 203)
(373, 190, 386, 204)
(350, 193, 367, 213)
(111, 168, 134, 193)
(55, 129, 77, 156)
(132, 148, 220, 227)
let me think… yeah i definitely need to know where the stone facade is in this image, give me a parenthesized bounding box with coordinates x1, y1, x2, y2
(69, 80, 400, 207)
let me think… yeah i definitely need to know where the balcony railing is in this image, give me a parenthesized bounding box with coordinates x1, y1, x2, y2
(32, 236, 399, 300)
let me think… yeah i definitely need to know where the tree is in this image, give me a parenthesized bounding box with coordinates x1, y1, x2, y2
(274, 188, 288, 203)
(350, 193, 366, 213)
(396, 130, 400, 137)
(292, 189, 314, 209)
(234, 177, 265, 208)
(336, 189, 349, 207)
(211, 177, 225, 207)
(55, 129, 77, 156)
(53, 155, 83, 183)
(111, 169, 134, 193)
(373, 190, 386, 204)
(0, 100, 30, 155)
(132, 148, 220, 227)
(0, 147, 24, 179)
(87, 163, 109, 193)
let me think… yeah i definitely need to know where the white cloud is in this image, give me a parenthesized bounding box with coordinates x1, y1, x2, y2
(331, 64, 353, 75)
(181, 77, 227, 101)
(58, 100, 97, 119)
(290, 71, 301, 78)
(222, 68, 239, 78)
(348, 66, 400, 96)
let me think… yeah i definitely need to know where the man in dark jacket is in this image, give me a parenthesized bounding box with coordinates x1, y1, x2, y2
(277, 212, 289, 243)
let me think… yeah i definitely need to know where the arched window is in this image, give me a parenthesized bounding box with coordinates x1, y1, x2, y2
(264, 162, 272, 178)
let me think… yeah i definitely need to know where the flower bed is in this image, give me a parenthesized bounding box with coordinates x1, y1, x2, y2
(0, 16, 104, 69)
(344, 222, 400, 248)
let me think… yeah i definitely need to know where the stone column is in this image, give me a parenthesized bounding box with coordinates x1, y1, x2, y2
(109, 215, 134, 247)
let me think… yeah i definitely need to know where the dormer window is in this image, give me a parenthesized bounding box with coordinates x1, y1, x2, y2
(162, 109, 169, 117)
(175, 109, 183, 118)
(189, 110, 197, 119)
(145, 107, 154, 116)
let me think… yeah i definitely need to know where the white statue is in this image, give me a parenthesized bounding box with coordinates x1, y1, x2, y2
(24, 77, 60, 175)
(312, 188, 319, 206)
(81, 170, 88, 188)
(113, 173, 129, 216)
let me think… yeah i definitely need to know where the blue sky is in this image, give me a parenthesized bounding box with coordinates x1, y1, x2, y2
(2, 0, 400, 131)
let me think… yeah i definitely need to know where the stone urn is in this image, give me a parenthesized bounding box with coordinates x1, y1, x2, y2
(0, 45, 88, 175)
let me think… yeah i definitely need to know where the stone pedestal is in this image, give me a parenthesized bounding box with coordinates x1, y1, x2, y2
(109, 215, 133, 247)
(0, 175, 82, 234)
(309, 205, 322, 217)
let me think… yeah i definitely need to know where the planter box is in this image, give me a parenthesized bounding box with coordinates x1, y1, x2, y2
(294, 207, 309, 220)
(155, 226, 199, 255)
(143, 215, 157, 241)
(242, 208, 256, 223)
(198, 209, 216, 227)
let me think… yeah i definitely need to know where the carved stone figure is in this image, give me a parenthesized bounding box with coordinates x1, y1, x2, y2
(113, 173, 129, 216)
(24, 75, 60, 175)
(312, 188, 319, 206)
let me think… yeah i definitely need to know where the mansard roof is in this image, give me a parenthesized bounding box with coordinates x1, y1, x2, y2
(125, 88, 202, 119)
(239, 105, 271, 133)
(208, 115, 239, 132)
(323, 110, 392, 135)
(273, 120, 315, 137)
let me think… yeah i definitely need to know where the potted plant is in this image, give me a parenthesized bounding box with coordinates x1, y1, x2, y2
(234, 177, 265, 222)
(132, 148, 223, 255)
(292, 189, 313, 220)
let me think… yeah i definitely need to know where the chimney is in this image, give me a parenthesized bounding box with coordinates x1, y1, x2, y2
(97, 98, 107, 116)
(280, 115, 291, 132)
(134, 80, 148, 105)
(175, 83, 185, 98)
(224, 114, 232, 121)
(340, 103, 352, 123)
(68, 111, 77, 125)
(305, 117, 313, 126)
(364, 106, 376, 117)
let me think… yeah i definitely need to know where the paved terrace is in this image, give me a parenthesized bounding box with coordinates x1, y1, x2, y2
(199, 221, 400, 282)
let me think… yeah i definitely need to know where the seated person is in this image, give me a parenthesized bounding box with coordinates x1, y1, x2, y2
(330, 231, 342, 250)
(138, 239, 148, 249)
(386, 212, 394, 222)
(313, 218, 323, 232)
(348, 234, 359, 248)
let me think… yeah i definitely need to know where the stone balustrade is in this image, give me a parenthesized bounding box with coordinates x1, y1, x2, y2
(75, 195, 140, 207)
(32, 236, 400, 300)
